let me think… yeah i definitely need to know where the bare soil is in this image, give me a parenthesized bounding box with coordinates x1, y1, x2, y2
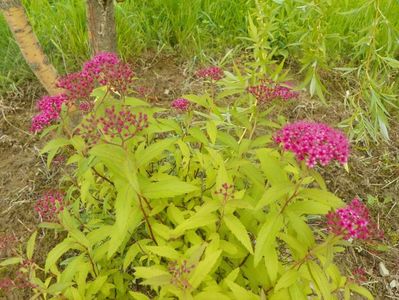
(0, 55, 398, 299)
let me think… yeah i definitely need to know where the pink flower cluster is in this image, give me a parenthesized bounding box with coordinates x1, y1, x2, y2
(196, 66, 224, 81)
(274, 121, 349, 168)
(247, 80, 299, 103)
(79, 106, 148, 145)
(215, 183, 235, 204)
(83, 52, 134, 94)
(31, 52, 134, 132)
(30, 94, 68, 132)
(34, 191, 64, 221)
(326, 198, 383, 240)
(171, 98, 190, 111)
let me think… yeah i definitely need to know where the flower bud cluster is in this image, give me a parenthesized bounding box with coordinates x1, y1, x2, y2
(171, 98, 190, 111)
(168, 260, 195, 290)
(215, 183, 235, 204)
(326, 198, 383, 240)
(247, 80, 299, 103)
(83, 52, 134, 94)
(0, 234, 17, 256)
(56, 71, 95, 101)
(34, 190, 64, 221)
(196, 66, 224, 81)
(79, 106, 148, 145)
(274, 121, 349, 168)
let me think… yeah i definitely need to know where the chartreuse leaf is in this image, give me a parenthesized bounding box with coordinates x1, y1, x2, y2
(298, 188, 344, 209)
(26, 230, 37, 260)
(264, 245, 279, 283)
(135, 138, 176, 168)
(87, 275, 108, 296)
(223, 214, 253, 254)
(134, 266, 170, 279)
(256, 149, 289, 185)
(307, 261, 333, 300)
(47, 282, 73, 295)
(206, 120, 217, 144)
(0, 257, 22, 267)
(225, 280, 258, 300)
(288, 283, 307, 300)
(255, 184, 294, 210)
(172, 203, 219, 237)
(141, 178, 199, 199)
(146, 246, 180, 260)
(45, 239, 82, 272)
(108, 185, 141, 258)
(254, 212, 283, 266)
(129, 291, 150, 300)
(124, 96, 151, 107)
(195, 292, 231, 300)
(274, 269, 299, 291)
(190, 250, 222, 289)
(348, 283, 374, 300)
(40, 138, 70, 167)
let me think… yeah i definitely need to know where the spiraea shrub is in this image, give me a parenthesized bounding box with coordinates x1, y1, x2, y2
(1, 54, 382, 299)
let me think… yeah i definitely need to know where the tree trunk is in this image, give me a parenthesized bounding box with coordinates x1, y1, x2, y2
(1, 0, 62, 95)
(86, 0, 117, 55)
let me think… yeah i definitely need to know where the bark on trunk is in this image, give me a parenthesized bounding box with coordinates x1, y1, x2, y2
(1, 0, 62, 95)
(86, 0, 117, 55)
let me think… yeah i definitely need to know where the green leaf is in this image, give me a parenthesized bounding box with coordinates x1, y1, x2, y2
(40, 138, 70, 167)
(190, 250, 222, 289)
(225, 280, 258, 300)
(26, 231, 37, 260)
(141, 178, 199, 199)
(146, 246, 180, 260)
(135, 138, 176, 168)
(108, 185, 142, 258)
(124, 96, 151, 107)
(256, 149, 288, 185)
(254, 212, 283, 266)
(256, 184, 294, 210)
(223, 214, 253, 254)
(206, 120, 217, 144)
(298, 189, 343, 209)
(307, 261, 333, 300)
(47, 282, 73, 295)
(45, 240, 78, 272)
(188, 127, 209, 144)
(274, 269, 299, 291)
(129, 291, 151, 300)
(0, 257, 22, 267)
(195, 292, 231, 300)
(134, 266, 169, 279)
(348, 283, 373, 300)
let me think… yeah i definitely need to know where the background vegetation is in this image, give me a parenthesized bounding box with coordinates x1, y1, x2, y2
(0, 0, 398, 139)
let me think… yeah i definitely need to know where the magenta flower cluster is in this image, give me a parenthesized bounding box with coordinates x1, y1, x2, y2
(274, 121, 349, 168)
(327, 198, 383, 240)
(34, 190, 64, 221)
(196, 66, 224, 81)
(83, 52, 134, 94)
(30, 94, 68, 132)
(247, 80, 299, 103)
(31, 52, 134, 133)
(79, 106, 148, 145)
(56, 71, 95, 101)
(171, 98, 190, 111)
